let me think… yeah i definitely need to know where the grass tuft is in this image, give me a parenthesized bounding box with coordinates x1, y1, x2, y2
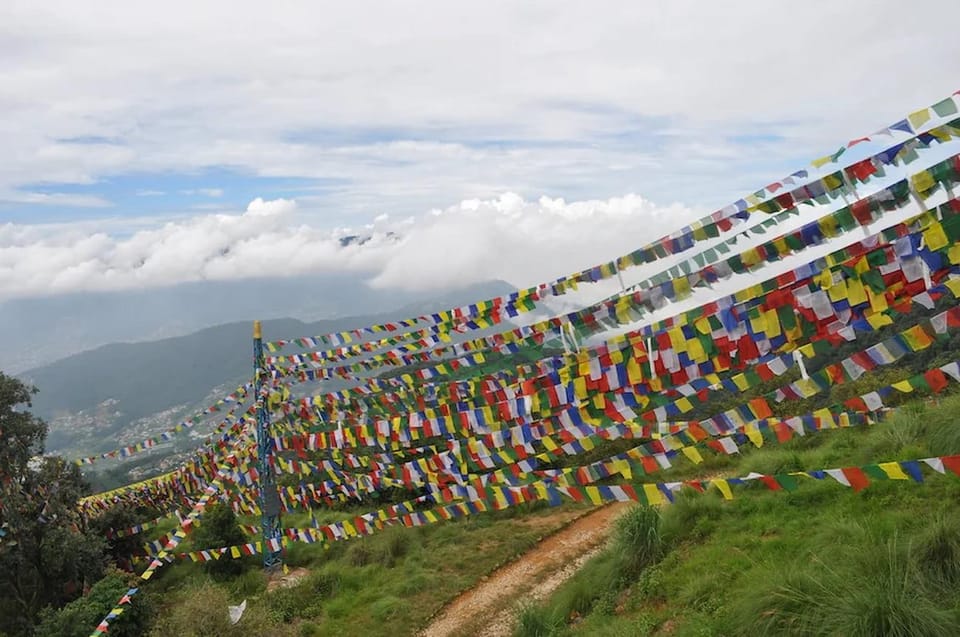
(612, 505, 664, 579)
(513, 603, 564, 637)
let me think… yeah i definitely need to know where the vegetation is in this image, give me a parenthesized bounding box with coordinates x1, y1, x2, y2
(6, 294, 960, 636)
(0, 373, 108, 636)
(141, 502, 587, 636)
(191, 502, 248, 577)
(36, 569, 152, 637)
(513, 394, 960, 637)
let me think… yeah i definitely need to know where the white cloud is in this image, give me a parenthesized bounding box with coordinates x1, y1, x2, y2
(0, 1, 958, 222)
(180, 188, 224, 197)
(0, 191, 111, 207)
(0, 194, 704, 300)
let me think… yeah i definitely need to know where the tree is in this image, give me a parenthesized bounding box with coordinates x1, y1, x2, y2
(0, 372, 107, 636)
(191, 501, 247, 577)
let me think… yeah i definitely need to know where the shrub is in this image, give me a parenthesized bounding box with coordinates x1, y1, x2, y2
(36, 568, 152, 637)
(190, 502, 247, 577)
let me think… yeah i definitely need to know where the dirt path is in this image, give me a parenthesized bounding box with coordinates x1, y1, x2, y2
(420, 502, 632, 637)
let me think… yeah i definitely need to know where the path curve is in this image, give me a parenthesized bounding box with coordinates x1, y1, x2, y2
(420, 502, 632, 637)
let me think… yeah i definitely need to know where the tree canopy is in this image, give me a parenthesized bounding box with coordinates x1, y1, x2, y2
(0, 372, 107, 636)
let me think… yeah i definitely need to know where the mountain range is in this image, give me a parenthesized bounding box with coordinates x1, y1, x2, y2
(12, 278, 515, 459)
(0, 272, 506, 374)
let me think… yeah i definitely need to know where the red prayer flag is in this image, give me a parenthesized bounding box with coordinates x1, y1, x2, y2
(841, 467, 871, 492)
(941, 455, 960, 477)
(924, 369, 949, 394)
(759, 475, 782, 491)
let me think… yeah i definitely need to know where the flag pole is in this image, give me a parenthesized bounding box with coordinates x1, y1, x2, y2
(254, 320, 283, 572)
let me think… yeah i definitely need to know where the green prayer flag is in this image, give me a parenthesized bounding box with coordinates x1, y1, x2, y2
(775, 474, 799, 491)
(932, 97, 959, 118)
(862, 464, 888, 481)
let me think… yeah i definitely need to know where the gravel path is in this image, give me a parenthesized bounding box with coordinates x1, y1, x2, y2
(420, 502, 632, 637)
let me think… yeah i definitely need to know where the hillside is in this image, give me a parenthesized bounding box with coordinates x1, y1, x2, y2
(513, 395, 960, 636)
(0, 269, 495, 374)
(105, 391, 960, 637)
(16, 279, 515, 457)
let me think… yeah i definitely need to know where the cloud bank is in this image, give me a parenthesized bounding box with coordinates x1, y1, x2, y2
(0, 195, 705, 301)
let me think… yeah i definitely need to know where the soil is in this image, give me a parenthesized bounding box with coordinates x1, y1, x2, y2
(419, 502, 632, 637)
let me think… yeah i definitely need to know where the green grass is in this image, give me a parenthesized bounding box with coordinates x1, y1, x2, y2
(140, 392, 960, 636)
(521, 394, 960, 636)
(142, 502, 590, 636)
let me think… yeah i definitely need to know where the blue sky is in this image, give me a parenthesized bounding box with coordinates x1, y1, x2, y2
(1, 0, 958, 300)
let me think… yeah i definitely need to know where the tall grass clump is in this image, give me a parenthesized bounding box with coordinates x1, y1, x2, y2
(612, 505, 664, 579)
(659, 490, 726, 544)
(513, 603, 564, 637)
(729, 538, 959, 637)
(915, 515, 960, 586)
(147, 581, 278, 636)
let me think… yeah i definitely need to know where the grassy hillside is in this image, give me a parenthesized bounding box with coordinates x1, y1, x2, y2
(87, 391, 960, 637)
(513, 395, 960, 637)
(138, 503, 592, 636)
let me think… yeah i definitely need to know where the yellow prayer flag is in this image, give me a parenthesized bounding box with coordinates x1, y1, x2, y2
(907, 108, 931, 130)
(573, 377, 588, 399)
(732, 373, 751, 392)
(711, 479, 734, 500)
(811, 155, 833, 168)
(944, 276, 960, 297)
(744, 423, 764, 447)
(695, 317, 711, 335)
(879, 462, 910, 480)
(819, 214, 839, 238)
(764, 308, 781, 338)
(828, 279, 848, 303)
(813, 408, 836, 429)
(668, 327, 687, 352)
(911, 170, 936, 194)
(626, 356, 645, 385)
(585, 486, 605, 505)
(847, 277, 868, 307)
(892, 380, 914, 393)
(867, 287, 889, 313)
(948, 246, 960, 266)
(923, 222, 949, 251)
(682, 446, 704, 464)
(642, 483, 665, 506)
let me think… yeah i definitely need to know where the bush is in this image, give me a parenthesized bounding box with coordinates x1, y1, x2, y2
(190, 502, 247, 577)
(36, 568, 152, 637)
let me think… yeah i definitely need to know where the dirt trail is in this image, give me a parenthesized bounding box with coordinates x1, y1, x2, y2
(420, 502, 632, 637)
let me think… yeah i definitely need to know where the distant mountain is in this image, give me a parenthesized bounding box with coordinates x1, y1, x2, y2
(15, 279, 514, 456)
(0, 272, 505, 373)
